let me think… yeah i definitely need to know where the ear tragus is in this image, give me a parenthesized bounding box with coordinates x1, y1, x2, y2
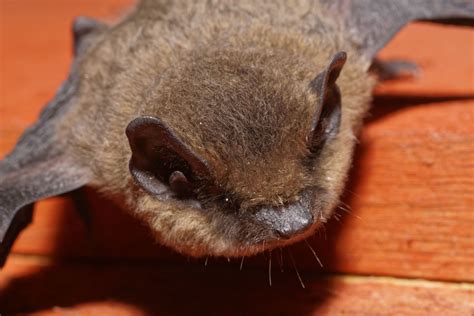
(307, 51, 346, 154)
(126, 116, 212, 197)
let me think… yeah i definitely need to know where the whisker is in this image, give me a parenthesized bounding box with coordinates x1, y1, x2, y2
(204, 256, 209, 267)
(268, 251, 272, 287)
(338, 205, 351, 213)
(305, 240, 323, 267)
(240, 256, 245, 271)
(279, 247, 284, 272)
(319, 209, 325, 220)
(288, 248, 305, 289)
(346, 189, 361, 199)
(227, 257, 231, 263)
(321, 225, 327, 240)
(339, 200, 353, 211)
(338, 201, 361, 219)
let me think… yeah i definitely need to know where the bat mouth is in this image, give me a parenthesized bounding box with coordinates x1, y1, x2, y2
(221, 219, 323, 258)
(141, 185, 327, 258)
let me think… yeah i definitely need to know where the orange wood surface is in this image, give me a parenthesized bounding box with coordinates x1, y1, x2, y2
(1, 0, 473, 315)
(1, 256, 473, 316)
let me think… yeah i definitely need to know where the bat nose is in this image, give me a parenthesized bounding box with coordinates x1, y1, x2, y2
(273, 214, 313, 239)
(252, 198, 314, 240)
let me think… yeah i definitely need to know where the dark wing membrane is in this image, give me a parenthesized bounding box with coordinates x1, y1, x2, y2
(0, 157, 91, 266)
(322, 0, 474, 61)
(0, 74, 84, 267)
(0, 17, 105, 266)
(0, 16, 107, 176)
(0, 73, 86, 268)
(0, 75, 78, 176)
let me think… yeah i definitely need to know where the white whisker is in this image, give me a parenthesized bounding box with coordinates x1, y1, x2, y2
(288, 248, 305, 289)
(268, 251, 272, 287)
(305, 240, 323, 267)
(338, 201, 361, 219)
(279, 247, 284, 272)
(339, 200, 352, 211)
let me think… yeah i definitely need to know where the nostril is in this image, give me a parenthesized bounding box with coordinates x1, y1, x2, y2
(252, 199, 315, 241)
(274, 214, 313, 239)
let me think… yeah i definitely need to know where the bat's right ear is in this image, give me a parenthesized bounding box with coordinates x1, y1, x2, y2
(126, 116, 212, 197)
(72, 16, 108, 56)
(307, 51, 346, 154)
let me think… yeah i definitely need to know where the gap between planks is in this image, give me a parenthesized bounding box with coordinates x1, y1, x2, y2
(5, 253, 474, 290)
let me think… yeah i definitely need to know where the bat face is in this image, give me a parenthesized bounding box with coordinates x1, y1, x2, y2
(121, 48, 368, 257)
(45, 12, 374, 258)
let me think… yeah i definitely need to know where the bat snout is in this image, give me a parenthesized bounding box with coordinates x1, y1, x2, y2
(272, 213, 313, 239)
(252, 196, 315, 240)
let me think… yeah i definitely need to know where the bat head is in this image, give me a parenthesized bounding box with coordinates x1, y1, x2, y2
(125, 51, 348, 257)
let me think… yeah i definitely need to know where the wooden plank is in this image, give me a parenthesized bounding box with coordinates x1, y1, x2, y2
(297, 99, 474, 281)
(1, 256, 473, 316)
(1, 0, 474, 282)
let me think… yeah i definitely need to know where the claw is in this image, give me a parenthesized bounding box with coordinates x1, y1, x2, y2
(370, 59, 421, 81)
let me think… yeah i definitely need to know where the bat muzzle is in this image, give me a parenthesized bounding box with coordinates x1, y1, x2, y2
(251, 194, 315, 240)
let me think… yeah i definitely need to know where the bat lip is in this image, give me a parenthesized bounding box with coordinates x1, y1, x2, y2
(212, 220, 323, 258)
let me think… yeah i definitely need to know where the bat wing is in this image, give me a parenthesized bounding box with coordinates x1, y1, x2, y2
(322, 0, 474, 61)
(0, 72, 92, 266)
(0, 16, 105, 176)
(0, 157, 91, 266)
(0, 17, 104, 267)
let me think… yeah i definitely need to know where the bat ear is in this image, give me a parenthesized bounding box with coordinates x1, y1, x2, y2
(126, 116, 212, 197)
(0, 157, 91, 266)
(307, 51, 346, 154)
(72, 16, 107, 56)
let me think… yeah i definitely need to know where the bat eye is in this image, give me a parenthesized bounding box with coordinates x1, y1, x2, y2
(168, 170, 194, 198)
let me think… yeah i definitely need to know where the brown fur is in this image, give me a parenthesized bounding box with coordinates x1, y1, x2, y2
(58, 0, 375, 257)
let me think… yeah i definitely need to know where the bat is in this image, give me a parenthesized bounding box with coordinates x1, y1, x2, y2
(1, 0, 473, 266)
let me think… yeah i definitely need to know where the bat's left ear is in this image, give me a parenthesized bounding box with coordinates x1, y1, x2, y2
(307, 51, 346, 154)
(126, 116, 213, 198)
(72, 16, 108, 56)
